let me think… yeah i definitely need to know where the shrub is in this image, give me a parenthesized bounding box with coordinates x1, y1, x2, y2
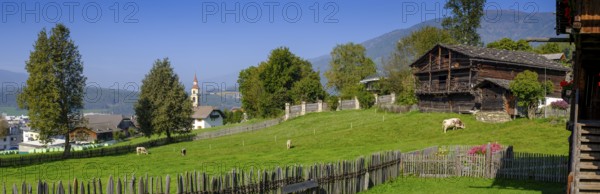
(468, 142, 502, 155)
(550, 100, 569, 110)
(326, 95, 339, 111)
(357, 91, 375, 109)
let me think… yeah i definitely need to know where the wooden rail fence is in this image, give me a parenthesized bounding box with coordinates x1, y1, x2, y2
(1, 145, 568, 194)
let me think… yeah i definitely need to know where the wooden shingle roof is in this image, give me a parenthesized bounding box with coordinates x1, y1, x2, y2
(411, 44, 571, 72)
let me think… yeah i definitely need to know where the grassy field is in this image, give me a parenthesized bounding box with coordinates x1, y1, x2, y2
(362, 177, 564, 194)
(0, 110, 569, 192)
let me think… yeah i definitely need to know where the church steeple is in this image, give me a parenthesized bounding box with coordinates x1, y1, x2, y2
(191, 73, 200, 107)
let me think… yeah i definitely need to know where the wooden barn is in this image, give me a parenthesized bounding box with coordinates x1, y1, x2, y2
(557, 1, 600, 192)
(411, 44, 570, 114)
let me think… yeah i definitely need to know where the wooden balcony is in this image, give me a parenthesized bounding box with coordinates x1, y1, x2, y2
(557, 0, 600, 34)
(416, 81, 472, 94)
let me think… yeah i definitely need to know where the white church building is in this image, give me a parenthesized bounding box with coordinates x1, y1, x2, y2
(190, 74, 224, 129)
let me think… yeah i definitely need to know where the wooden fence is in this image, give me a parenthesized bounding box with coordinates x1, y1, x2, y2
(375, 93, 395, 105)
(2, 145, 568, 194)
(284, 101, 326, 120)
(401, 145, 568, 182)
(193, 119, 281, 140)
(338, 97, 359, 111)
(0, 151, 402, 194)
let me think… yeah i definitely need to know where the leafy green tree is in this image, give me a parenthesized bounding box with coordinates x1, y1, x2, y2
(0, 117, 8, 137)
(238, 47, 325, 118)
(290, 73, 327, 103)
(223, 110, 244, 125)
(238, 66, 263, 117)
(395, 26, 457, 64)
(135, 58, 193, 141)
(486, 38, 533, 51)
(535, 43, 561, 54)
(382, 27, 454, 104)
(542, 80, 555, 95)
(509, 70, 544, 119)
(17, 24, 87, 157)
(325, 43, 376, 97)
(442, 0, 486, 46)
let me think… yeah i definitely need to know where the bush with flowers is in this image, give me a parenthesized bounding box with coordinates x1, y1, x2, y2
(550, 100, 569, 110)
(468, 142, 502, 155)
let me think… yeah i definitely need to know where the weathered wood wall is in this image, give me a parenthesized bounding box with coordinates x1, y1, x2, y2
(480, 86, 506, 111)
(413, 46, 568, 113)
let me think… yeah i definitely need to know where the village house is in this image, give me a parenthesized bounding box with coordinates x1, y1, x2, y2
(0, 125, 22, 150)
(359, 73, 386, 93)
(190, 74, 224, 129)
(68, 115, 137, 143)
(19, 127, 64, 152)
(541, 53, 567, 62)
(411, 44, 570, 115)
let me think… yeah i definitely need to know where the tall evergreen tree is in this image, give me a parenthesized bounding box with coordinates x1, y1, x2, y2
(442, 0, 486, 46)
(17, 24, 87, 157)
(325, 43, 376, 97)
(135, 58, 193, 141)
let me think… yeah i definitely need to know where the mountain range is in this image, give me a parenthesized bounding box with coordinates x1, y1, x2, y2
(308, 10, 564, 77)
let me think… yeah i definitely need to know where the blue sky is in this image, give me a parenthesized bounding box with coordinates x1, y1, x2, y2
(0, 0, 555, 88)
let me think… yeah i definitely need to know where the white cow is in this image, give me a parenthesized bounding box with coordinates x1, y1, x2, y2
(442, 118, 465, 133)
(286, 140, 292, 150)
(136, 147, 148, 155)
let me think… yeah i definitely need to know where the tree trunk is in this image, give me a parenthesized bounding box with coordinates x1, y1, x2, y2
(166, 129, 172, 143)
(63, 132, 71, 158)
(527, 105, 536, 119)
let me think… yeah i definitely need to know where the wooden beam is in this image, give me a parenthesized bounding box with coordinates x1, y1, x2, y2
(448, 51, 451, 92)
(438, 46, 441, 70)
(468, 60, 472, 87)
(429, 53, 432, 92)
(525, 37, 571, 42)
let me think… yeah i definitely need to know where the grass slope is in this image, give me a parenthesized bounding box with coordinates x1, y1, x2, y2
(0, 110, 569, 189)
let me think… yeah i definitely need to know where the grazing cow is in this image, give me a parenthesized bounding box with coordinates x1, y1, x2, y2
(442, 118, 465, 133)
(181, 148, 186, 156)
(286, 140, 292, 150)
(136, 147, 148, 155)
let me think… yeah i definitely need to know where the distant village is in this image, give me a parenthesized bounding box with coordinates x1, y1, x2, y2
(1, 73, 230, 153)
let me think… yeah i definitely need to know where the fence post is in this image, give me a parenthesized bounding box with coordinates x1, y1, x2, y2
(373, 94, 378, 105)
(485, 142, 492, 178)
(284, 103, 290, 121)
(354, 96, 360, 110)
(317, 100, 323, 112)
(391, 93, 396, 104)
(454, 147, 461, 176)
(337, 98, 341, 111)
(301, 101, 306, 116)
